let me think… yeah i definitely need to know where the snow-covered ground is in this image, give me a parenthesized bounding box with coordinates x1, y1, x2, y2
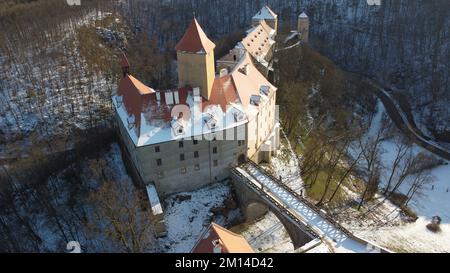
(0, 10, 117, 155)
(261, 134, 304, 195)
(158, 181, 241, 253)
(0, 142, 135, 252)
(346, 100, 450, 252)
(238, 212, 294, 253)
(351, 145, 450, 252)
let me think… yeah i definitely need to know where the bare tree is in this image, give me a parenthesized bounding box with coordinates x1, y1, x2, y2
(356, 118, 388, 210)
(88, 178, 156, 253)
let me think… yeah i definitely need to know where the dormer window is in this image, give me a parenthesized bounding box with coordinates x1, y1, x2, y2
(172, 119, 184, 136)
(204, 113, 218, 130)
(250, 95, 261, 106)
(234, 111, 245, 122)
(260, 85, 270, 96)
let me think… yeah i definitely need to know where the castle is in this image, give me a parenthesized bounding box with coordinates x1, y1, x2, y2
(113, 6, 309, 235)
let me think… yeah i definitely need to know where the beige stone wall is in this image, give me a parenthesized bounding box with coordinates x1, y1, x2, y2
(177, 51, 215, 99)
(247, 90, 278, 163)
(116, 112, 248, 197)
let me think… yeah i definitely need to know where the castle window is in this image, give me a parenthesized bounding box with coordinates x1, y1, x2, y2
(193, 139, 198, 145)
(194, 151, 199, 158)
(155, 146, 160, 153)
(181, 167, 187, 174)
(233, 55, 236, 61)
(180, 154, 185, 161)
(156, 159, 162, 166)
(213, 147, 218, 154)
(213, 160, 218, 167)
(195, 164, 200, 171)
(179, 141, 184, 148)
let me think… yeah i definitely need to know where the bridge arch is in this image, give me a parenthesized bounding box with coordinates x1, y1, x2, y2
(244, 199, 300, 250)
(231, 175, 317, 249)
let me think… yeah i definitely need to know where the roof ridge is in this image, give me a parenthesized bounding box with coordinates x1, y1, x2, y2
(175, 18, 216, 53)
(210, 223, 246, 239)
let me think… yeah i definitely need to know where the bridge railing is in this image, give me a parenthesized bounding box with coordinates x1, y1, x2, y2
(240, 161, 393, 252)
(242, 161, 360, 239)
(230, 167, 319, 239)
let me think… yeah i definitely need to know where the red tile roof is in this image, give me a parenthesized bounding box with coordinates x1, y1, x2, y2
(117, 75, 155, 136)
(203, 75, 240, 112)
(117, 72, 244, 139)
(192, 223, 254, 253)
(175, 18, 216, 53)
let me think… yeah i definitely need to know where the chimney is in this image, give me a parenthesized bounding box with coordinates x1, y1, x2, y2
(219, 68, 228, 77)
(244, 64, 250, 75)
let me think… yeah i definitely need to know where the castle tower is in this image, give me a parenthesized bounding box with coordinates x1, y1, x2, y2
(176, 17, 216, 100)
(298, 12, 309, 43)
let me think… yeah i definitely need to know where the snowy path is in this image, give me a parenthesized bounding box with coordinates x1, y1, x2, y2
(365, 79, 450, 160)
(235, 162, 388, 253)
(346, 98, 450, 252)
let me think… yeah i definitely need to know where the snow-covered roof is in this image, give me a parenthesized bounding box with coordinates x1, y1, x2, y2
(146, 183, 163, 215)
(114, 81, 247, 147)
(299, 12, 308, 19)
(253, 6, 277, 20)
(114, 53, 275, 147)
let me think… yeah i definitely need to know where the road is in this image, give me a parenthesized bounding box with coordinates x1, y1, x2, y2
(365, 78, 450, 161)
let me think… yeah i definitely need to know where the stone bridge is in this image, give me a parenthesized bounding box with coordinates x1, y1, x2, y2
(230, 161, 392, 253)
